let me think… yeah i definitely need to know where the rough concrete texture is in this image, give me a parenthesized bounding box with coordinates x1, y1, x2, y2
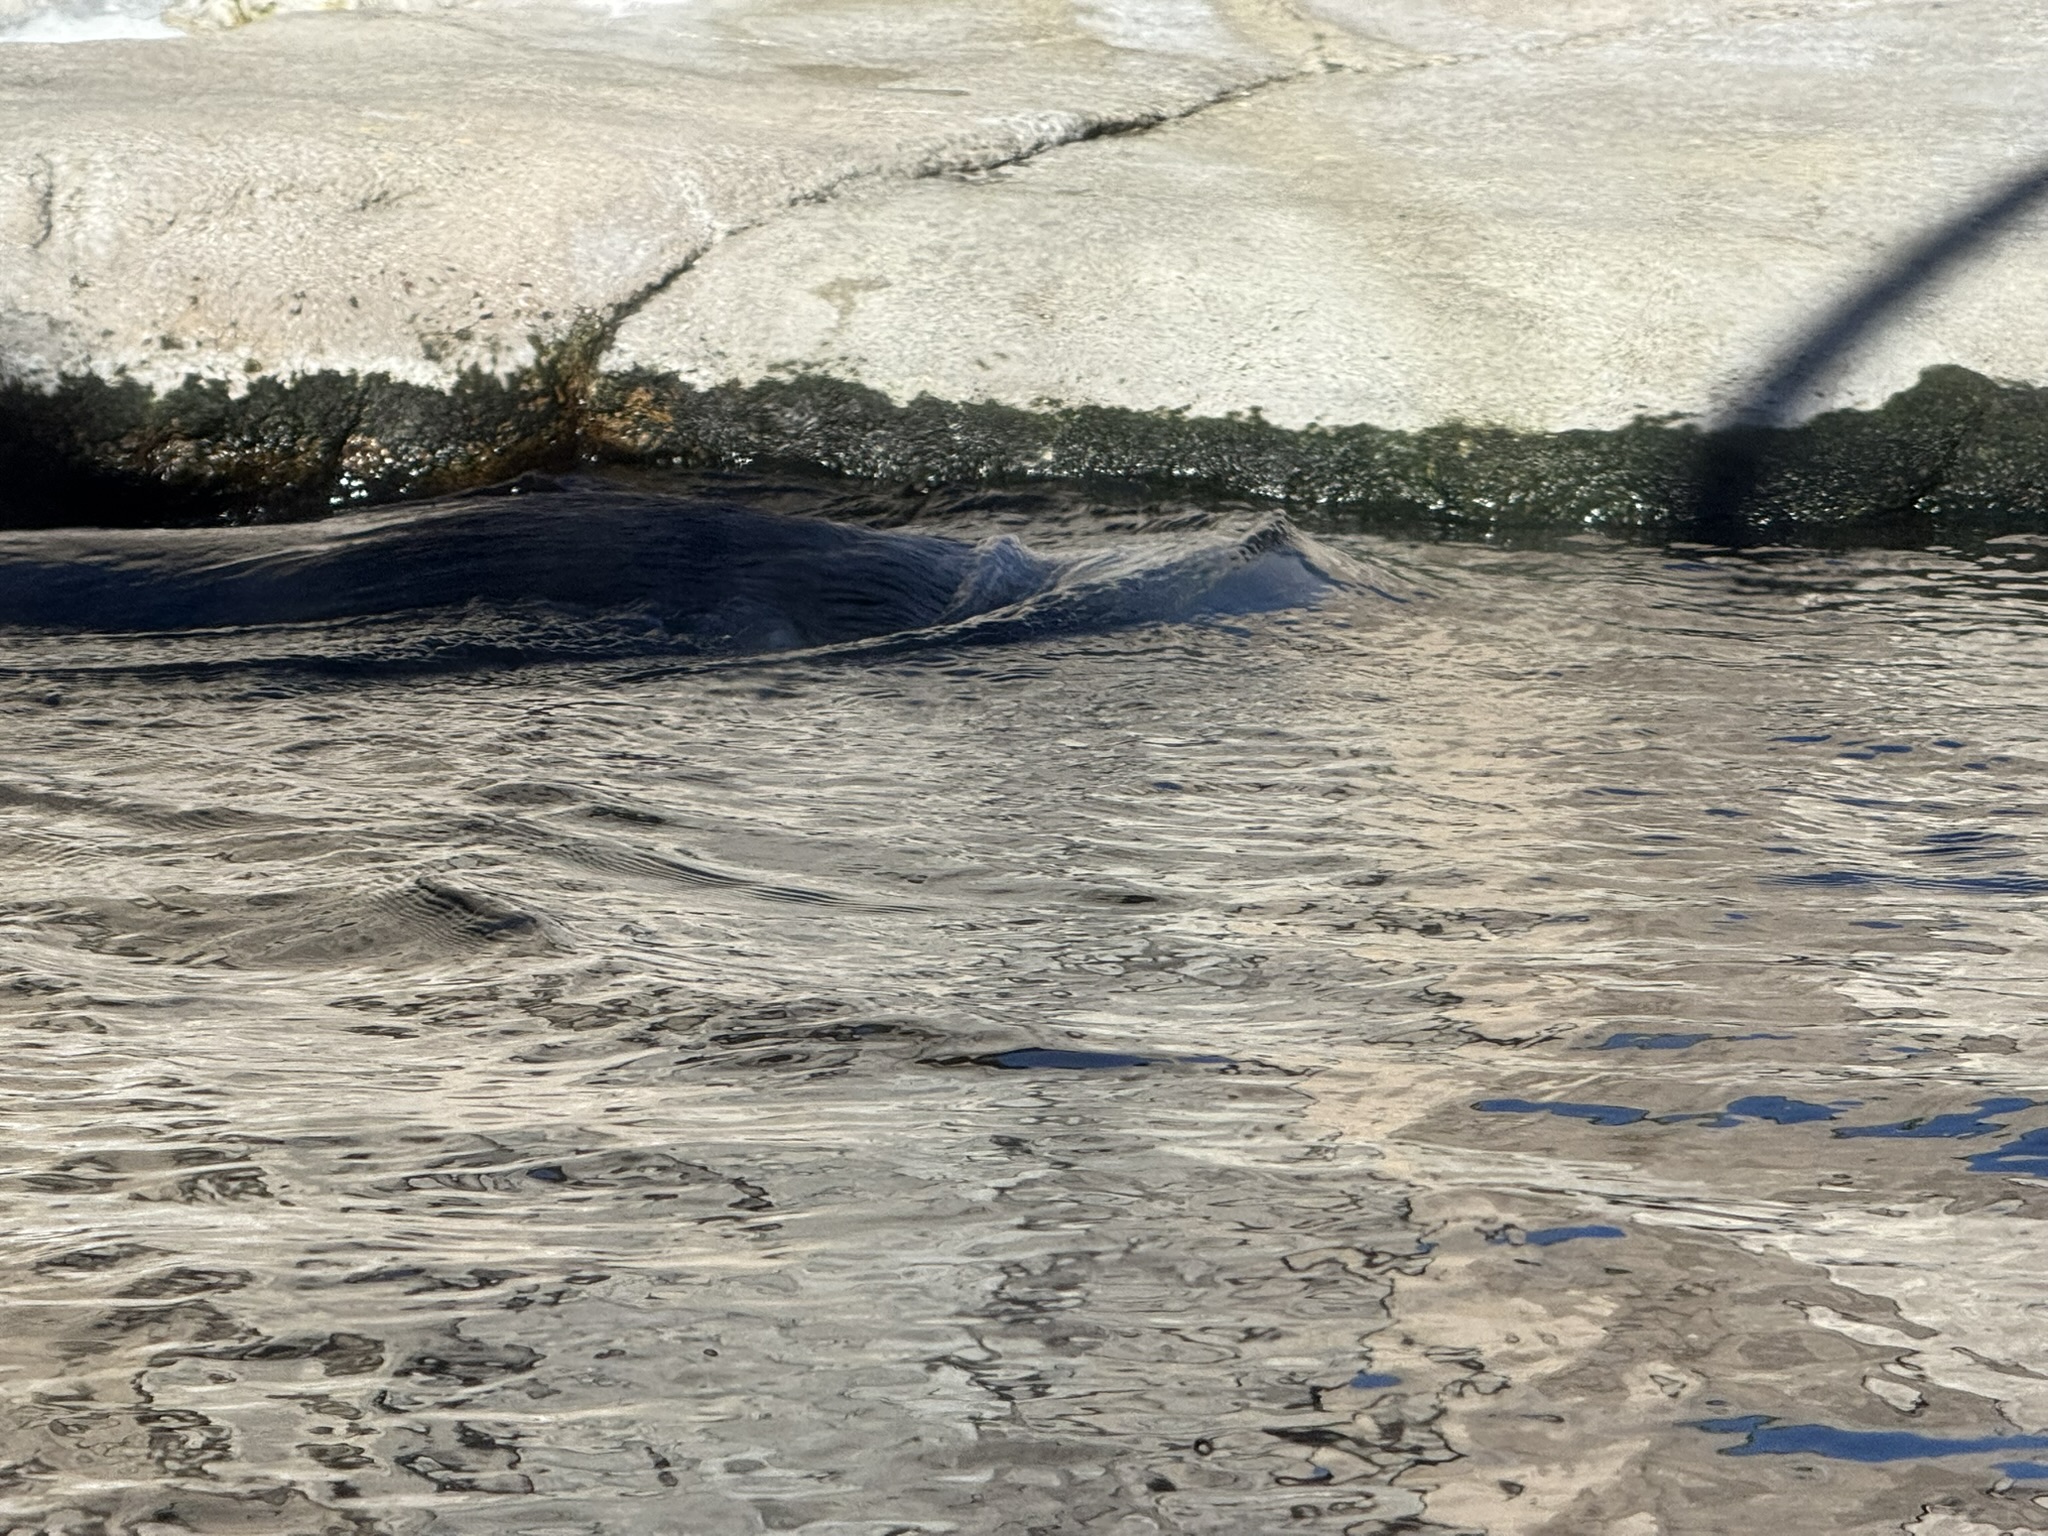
(0, 0, 1326, 396)
(613, 0, 2048, 433)
(3, 0, 2047, 525)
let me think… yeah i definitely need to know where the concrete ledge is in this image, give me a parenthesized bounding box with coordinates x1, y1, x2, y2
(582, 363, 2048, 545)
(10, 360, 2047, 545)
(3, 0, 2047, 537)
(609, 0, 2048, 434)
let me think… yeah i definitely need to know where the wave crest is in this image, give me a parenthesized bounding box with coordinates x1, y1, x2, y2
(0, 478, 1383, 674)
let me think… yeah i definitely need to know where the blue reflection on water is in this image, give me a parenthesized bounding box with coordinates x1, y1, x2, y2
(980, 1048, 1233, 1071)
(1837, 1097, 2034, 1140)
(1916, 830, 2010, 855)
(1476, 1097, 1847, 1128)
(1682, 1096, 1847, 1127)
(1476, 1093, 2048, 1181)
(1776, 871, 2048, 894)
(1596, 1032, 1711, 1051)
(1472, 1099, 1647, 1126)
(1523, 1225, 1626, 1247)
(1969, 1128, 2048, 1178)
(1691, 1415, 2048, 1463)
(991, 1048, 1153, 1069)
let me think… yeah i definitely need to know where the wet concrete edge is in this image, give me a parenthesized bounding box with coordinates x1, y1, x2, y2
(5, 361, 2048, 544)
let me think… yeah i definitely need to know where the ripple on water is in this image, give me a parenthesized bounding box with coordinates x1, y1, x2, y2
(1, 485, 2048, 1531)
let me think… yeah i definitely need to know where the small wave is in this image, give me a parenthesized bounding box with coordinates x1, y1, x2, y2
(0, 478, 1378, 675)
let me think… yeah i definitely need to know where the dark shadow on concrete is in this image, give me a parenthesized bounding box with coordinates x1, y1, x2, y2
(1690, 158, 2048, 546)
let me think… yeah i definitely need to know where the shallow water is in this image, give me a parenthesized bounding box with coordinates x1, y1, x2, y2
(3, 478, 2048, 1535)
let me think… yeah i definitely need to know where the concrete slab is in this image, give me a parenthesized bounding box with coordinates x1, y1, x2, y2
(2, 0, 2046, 532)
(0, 0, 1317, 394)
(610, 0, 2048, 433)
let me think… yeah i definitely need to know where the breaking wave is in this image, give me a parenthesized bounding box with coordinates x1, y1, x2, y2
(0, 477, 1382, 675)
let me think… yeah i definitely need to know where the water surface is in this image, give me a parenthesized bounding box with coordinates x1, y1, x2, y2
(3, 478, 2047, 1535)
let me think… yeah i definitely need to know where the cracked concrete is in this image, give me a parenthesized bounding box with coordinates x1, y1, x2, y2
(608, 0, 2048, 435)
(0, 0, 1322, 397)
(2, 0, 2047, 527)
(582, 41, 1341, 396)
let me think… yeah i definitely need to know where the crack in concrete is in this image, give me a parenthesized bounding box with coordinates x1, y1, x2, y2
(26, 153, 52, 251)
(559, 0, 1896, 420)
(241, 62, 1334, 485)
(554, 57, 1339, 445)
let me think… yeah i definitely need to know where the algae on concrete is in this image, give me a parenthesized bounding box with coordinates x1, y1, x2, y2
(4, 0, 2048, 541)
(10, 357, 2048, 547)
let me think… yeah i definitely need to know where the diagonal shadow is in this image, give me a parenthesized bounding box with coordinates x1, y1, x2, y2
(1689, 156, 2048, 547)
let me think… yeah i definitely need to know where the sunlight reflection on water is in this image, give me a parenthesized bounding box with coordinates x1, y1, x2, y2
(3, 481, 2048, 1532)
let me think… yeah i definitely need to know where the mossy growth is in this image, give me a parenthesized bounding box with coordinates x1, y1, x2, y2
(5, 355, 2048, 546)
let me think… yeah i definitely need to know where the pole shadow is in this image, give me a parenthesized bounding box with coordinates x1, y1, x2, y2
(1688, 157, 2048, 547)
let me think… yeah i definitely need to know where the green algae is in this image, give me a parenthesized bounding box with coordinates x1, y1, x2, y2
(5, 356, 2048, 545)
(0, 360, 577, 528)
(583, 365, 2048, 547)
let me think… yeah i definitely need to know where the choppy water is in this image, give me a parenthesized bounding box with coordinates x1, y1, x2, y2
(4, 476, 2048, 1536)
